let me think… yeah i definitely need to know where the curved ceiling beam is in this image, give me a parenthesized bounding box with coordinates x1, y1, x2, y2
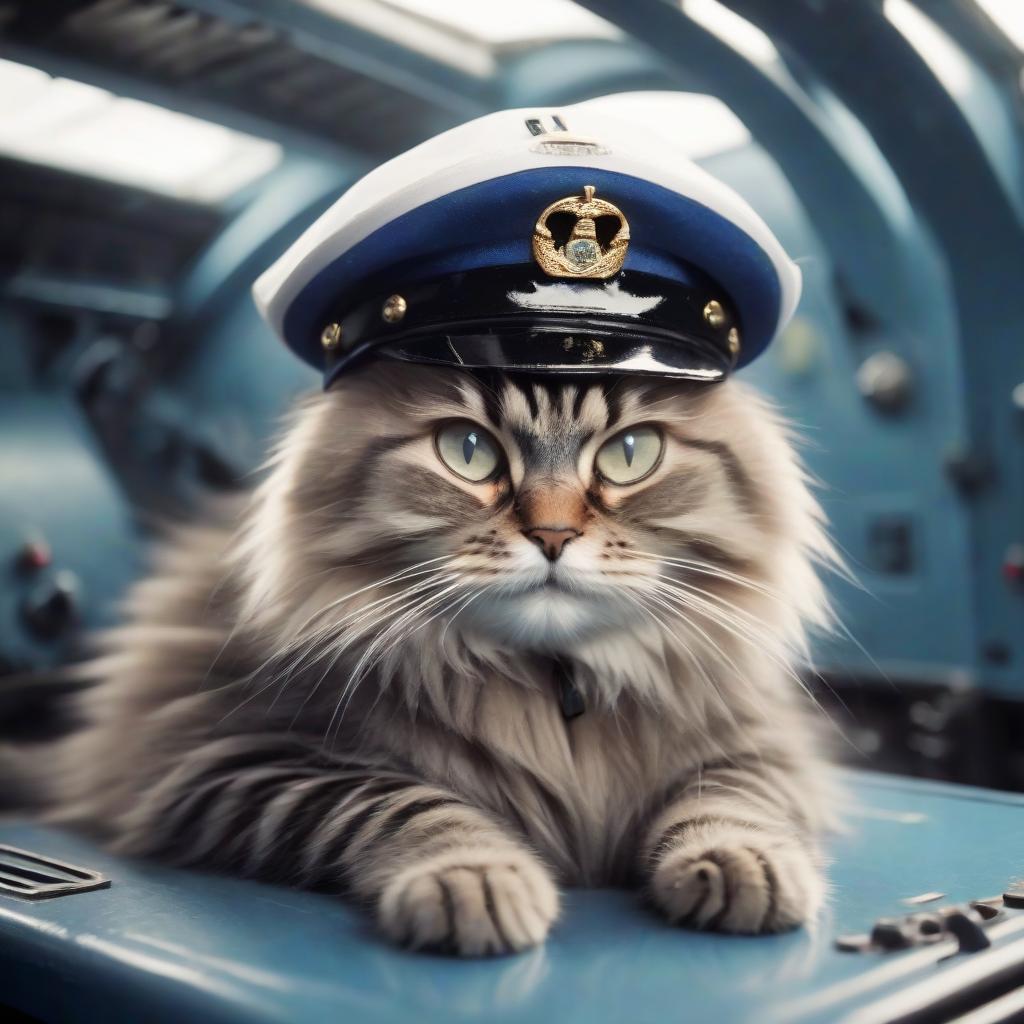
(922, 0, 1024, 213)
(574, 0, 916, 324)
(171, 157, 355, 345)
(723, 0, 1024, 280)
(717, 0, 1024, 685)
(925, 0, 1024, 77)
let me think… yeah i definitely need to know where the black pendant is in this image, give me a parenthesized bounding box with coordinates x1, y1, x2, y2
(554, 658, 586, 720)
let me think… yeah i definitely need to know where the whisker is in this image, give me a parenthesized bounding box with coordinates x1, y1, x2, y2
(257, 573, 457, 704)
(648, 578, 853, 744)
(649, 580, 801, 687)
(341, 583, 492, 733)
(654, 569, 857, 715)
(628, 590, 742, 726)
(640, 586, 758, 716)
(286, 575, 462, 725)
(625, 549, 791, 605)
(290, 555, 457, 640)
(323, 580, 465, 744)
(218, 571, 458, 725)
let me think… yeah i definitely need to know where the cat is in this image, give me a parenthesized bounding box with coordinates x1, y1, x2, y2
(18, 362, 839, 956)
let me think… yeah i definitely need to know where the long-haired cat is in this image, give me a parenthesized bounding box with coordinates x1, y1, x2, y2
(16, 363, 837, 955)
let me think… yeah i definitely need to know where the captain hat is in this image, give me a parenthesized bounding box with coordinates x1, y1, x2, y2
(253, 94, 801, 387)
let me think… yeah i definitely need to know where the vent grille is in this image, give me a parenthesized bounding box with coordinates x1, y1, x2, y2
(0, 157, 220, 287)
(0, 844, 110, 899)
(1, 0, 450, 155)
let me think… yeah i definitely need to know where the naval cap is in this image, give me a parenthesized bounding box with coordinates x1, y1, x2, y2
(253, 95, 801, 386)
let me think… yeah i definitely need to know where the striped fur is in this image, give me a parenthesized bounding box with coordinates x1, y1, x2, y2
(20, 364, 840, 954)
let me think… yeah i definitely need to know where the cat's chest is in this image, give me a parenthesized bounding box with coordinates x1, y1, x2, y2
(460, 681, 689, 882)
(375, 668, 700, 882)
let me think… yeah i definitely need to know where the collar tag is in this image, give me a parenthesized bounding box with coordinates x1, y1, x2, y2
(555, 660, 586, 720)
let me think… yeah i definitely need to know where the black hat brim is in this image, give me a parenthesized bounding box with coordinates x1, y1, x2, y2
(369, 327, 731, 381)
(319, 266, 738, 387)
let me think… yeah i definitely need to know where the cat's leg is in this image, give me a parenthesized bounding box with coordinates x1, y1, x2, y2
(113, 735, 559, 956)
(641, 754, 825, 933)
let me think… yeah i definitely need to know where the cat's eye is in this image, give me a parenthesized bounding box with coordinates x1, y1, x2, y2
(595, 426, 663, 485)
(435, 421, 502, 482)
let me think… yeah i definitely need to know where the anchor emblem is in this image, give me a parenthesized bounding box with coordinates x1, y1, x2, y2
(532, 185, 629, 280)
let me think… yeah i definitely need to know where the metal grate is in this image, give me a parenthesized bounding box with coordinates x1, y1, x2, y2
(0, 844, 110, 900)
(0, 157, 220, 288)
(0, 0, 450, 156)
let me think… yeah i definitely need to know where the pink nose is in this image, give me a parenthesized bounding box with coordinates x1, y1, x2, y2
(523, 527, 580, 562)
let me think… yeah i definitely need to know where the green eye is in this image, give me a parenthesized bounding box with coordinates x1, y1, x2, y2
(595, 426, 663, 485)
(435, 421, 502, 482)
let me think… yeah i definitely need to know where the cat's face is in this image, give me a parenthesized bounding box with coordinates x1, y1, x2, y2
(267, 363, 823, 659)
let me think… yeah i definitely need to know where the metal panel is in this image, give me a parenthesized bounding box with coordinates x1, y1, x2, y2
(704, 144, 977, 679)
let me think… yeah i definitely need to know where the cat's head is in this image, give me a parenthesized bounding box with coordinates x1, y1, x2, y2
(236, 363, 834, 698)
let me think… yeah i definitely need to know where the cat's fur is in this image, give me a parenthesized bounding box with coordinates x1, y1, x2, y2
(19, 364, 838, 955)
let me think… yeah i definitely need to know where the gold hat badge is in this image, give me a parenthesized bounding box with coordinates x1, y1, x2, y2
(532, 185, 629, 279)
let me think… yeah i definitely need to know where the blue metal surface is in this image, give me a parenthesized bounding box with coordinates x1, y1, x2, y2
(706, 144, 977, 682)
(1, 772, 1024, 1024)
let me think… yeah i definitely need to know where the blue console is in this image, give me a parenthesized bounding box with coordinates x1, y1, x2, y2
(2, 773, 1024, 1024)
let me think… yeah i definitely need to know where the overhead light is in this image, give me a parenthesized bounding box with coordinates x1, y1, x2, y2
(301, 0, 495, 76)
(301, 0, 620, 75)
(585, 92, 751, 160)
(380, 0, 622, 46)
(973, 0, 1024, 50)
(681, 0, 780, 65)
(884, 0, 972, 97)
(0, 58, 282, 203)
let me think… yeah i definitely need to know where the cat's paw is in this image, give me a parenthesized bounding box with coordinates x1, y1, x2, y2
(377, 846, 559, 956)
(649, 828, 822, 934)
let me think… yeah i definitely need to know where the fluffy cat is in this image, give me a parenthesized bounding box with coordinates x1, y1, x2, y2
(21, 364, 838, 955)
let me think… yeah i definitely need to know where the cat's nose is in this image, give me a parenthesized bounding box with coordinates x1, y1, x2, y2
(523, 527, 580, 562)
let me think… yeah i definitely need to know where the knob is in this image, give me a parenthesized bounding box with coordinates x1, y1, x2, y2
(944, 444, 993, 496)
(1004, 543, 1024, 587)
(941, 908, 991, 953)
(21, 570, 80, 639)
(856, 351, 912, 413)
(15, 538, 51, 572)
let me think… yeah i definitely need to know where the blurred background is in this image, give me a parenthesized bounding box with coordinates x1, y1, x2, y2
(0, 0, 1022, 789)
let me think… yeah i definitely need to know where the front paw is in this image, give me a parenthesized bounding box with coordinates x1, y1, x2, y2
(378, 846, 559, 956)
(649, 828, 823, 934)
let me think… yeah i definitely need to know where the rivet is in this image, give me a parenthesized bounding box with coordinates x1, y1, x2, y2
(703, 300, 726, 328)
(727, 327, 741, 357)
(321, 322, 343, 351)
(382, 294, 407, 324)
